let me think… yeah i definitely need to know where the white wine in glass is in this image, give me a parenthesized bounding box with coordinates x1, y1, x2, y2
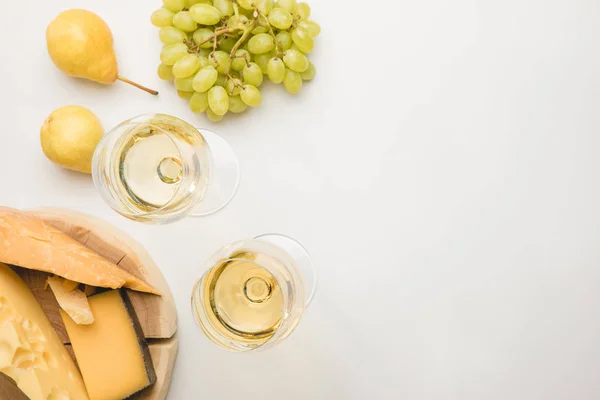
(191, 234, 317, 351)
(92, 114, 239, 223)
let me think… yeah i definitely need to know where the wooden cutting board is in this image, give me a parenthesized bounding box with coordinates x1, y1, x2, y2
(12, 208, 179, 400)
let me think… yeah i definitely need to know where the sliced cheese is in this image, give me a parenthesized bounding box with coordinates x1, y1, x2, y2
(0, 208, 159, 295)
(0, 263, 89, 400)
(47, 276, 94, 325)
(61, 290, 156, 400)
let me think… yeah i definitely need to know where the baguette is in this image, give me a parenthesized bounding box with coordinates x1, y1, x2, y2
(0, 208, 160, 295)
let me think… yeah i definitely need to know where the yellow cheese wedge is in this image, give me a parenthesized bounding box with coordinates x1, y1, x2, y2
(47, 276, 94, 325)
(61, 290, 156, 400)
(0, 208, 160, 295)
(0, 263, 89, 400)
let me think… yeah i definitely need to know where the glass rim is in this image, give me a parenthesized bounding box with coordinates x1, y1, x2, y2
(92, 114, 209, 221)
(191, 238, 307, 352)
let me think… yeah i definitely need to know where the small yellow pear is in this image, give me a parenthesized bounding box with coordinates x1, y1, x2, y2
(46, 9, 157, 95)
(40, 106, 104, 174)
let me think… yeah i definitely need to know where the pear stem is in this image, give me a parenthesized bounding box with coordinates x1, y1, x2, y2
(117, 76, 158, 96)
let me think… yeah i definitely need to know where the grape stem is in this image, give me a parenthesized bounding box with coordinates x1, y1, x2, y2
(225, 73, 244, 94)
(229, 19, 257, 58)
(196, 27, 238, 48)
(210, 36, 218, 58)
(117, 76, 158, 95)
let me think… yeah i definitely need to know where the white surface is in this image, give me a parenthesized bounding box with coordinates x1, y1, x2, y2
(1, 0, 599, 399)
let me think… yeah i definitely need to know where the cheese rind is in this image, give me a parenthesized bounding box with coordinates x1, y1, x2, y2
(0, 263, 89, 400)
(61, 290, 156, 400)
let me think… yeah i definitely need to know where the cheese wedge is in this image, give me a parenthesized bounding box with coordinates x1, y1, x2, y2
(61, 290, 156, 400)
(47, 276, 94, 325)
(0, 263, 89, 400)
(0, 207, 159, 295)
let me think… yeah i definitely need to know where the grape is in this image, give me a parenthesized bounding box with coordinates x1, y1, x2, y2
(256, 0, 274, 14)
(298, 20, 321, 37)
(163, 0, 186, 13)
(299, 61, 316, 81)
(253, 52, 272, 74)
(283, 69, 302, 94)
(173, 54, 202, 78)
(206, 109, 223, 122)
(291, 28, 314, 53)
(268, 8, 293, 30)
(192, 66, 218, 92)
(243, 63, 264, 87)
(215, 74, 227, 87)
(225, 77, 242, 96)
(276, 0, 297, 13)
(189, 92, 209, 113)
(193, 28, 216, 49)
(227, 15, 249, 30)
(188, 0, 212, 5)
(173, 11, 198, 32)
(240, 85, 262, 107)
(157, 64, 175, 80)
(236, 0, 254, 10)
(209, 51, 231, 74)
(252, 26, 269, 35)
(296, 2, 311, 19)
(228, 96, 248, 114)
(231, 49, 251, 71)
(213, 0, 234, 17)
(189, 4, 222, 25)
(219, 37, 237, 53)
(159, 26, 188, 44)
(160, 43, 189, 65)
(208, 86, 229, 116)
(178, 90, 194, 99)
(283, 49, 308, 72)
(276, 31, 293, 51)
(267, 57, 285, 83)
(248, 33, 275, 54)
(198, 55, 210, 68)
(175, 75, 195, 92)
(151, 8, 175, 27)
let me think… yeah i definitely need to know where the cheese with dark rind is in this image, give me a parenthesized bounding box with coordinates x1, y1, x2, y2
(61, 290, 156, 400)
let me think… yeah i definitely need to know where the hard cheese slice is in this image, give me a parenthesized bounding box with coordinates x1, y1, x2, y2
(0, 263, 89, 400)
(0, 208, 159, 295)
(61, 290, 156, 400)
(47, 276, 94, 325)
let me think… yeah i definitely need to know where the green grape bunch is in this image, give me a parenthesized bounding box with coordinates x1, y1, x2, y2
(151, 0, 320, 122)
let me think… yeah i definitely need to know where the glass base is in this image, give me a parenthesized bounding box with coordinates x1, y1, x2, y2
(190, 129, 240, 216)
(254, 234, 317, 306)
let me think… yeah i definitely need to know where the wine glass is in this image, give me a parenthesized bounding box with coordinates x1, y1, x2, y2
(92, 113, 239, 223)
(191, 234, 317, 351)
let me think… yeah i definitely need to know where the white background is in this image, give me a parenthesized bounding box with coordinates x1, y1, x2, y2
(1, 0, 600, 398)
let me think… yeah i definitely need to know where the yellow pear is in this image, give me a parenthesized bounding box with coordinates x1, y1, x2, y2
(46, 9, 157, 95)
(40, 106, 104, 174)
